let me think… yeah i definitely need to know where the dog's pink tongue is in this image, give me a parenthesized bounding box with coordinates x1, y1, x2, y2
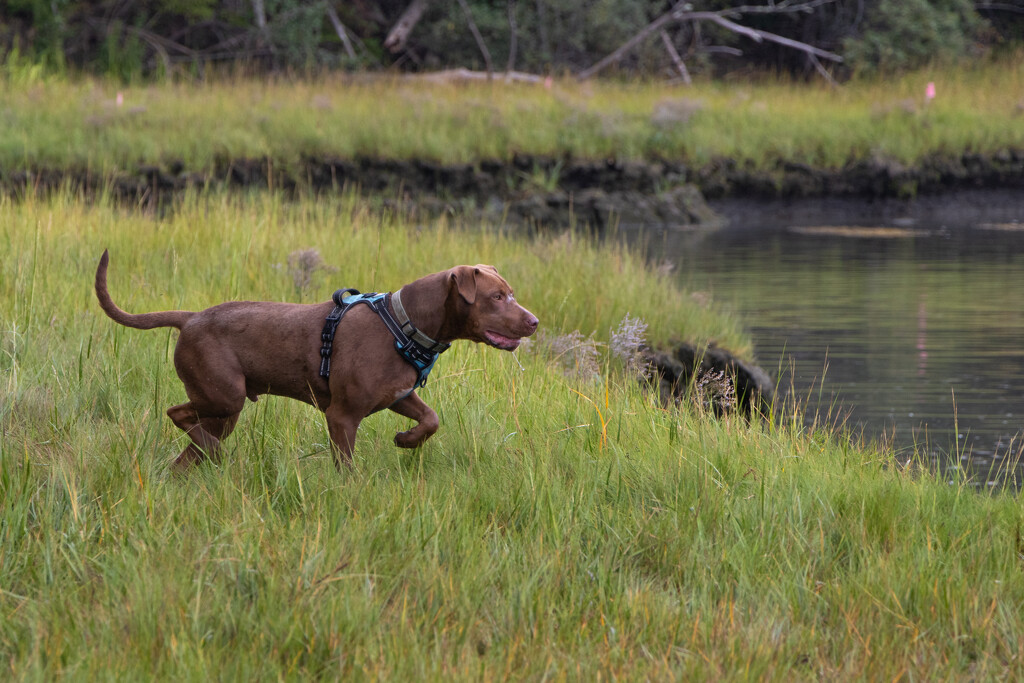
(485, 331, 521, 350)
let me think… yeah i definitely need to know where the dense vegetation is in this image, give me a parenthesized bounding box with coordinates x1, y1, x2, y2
(3, 0, 1023, 80)
(3, 192, 1024, 678)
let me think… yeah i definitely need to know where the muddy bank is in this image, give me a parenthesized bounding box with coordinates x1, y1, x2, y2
(709, 187, 1024, 235)
(4, 150, 1023, 228)
(697, 151, 1024, 200)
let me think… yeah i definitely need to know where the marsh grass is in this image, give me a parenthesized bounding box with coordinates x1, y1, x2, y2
(3, 190, 1024, 678)
(1, 55, 1022, 176)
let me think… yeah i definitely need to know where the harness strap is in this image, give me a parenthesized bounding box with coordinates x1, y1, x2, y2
(319, 288, 361, 379)
(318, 288, 450, 389)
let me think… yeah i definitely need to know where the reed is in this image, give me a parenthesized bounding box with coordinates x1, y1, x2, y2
(2, 191, 1024, 679)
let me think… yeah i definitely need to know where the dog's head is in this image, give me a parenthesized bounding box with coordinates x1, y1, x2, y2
(449, 265, 538, 351)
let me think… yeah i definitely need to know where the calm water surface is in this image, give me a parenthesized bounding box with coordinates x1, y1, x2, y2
(635, 191, 1024, 485)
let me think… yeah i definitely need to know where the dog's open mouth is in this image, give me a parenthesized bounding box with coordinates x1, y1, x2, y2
(484, 330, 522, 351)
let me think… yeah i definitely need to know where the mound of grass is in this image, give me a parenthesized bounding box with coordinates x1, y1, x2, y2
(2, 192, 1024, 678)
(1, 55, 1023, 176)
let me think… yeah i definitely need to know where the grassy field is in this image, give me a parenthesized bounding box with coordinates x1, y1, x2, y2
(2, 55, 1023, 175)
(3, 190, 1024, 678)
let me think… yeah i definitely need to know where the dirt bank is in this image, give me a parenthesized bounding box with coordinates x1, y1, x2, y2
(5, 150, 1023, 228)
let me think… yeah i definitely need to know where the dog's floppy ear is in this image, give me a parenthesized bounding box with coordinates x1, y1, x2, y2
(450, 266, 479, 304)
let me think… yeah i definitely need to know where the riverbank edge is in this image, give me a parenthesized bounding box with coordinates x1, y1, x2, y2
(4, 149, 1024, 223)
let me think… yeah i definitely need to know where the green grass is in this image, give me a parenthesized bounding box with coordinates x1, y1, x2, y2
(3, 190, 1024, 678)
(1, 55, 1023, 176)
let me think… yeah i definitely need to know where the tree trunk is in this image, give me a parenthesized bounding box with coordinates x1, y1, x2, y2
(506, 0, 518, 74)
(457, 0, 493, 78)
(326, 4, 357, 59)
(384, 0, 433, 53)
(660, 30, 691, 84)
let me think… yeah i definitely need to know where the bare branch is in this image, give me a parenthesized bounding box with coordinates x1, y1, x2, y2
(384, 0, 433, 53)
(699, 12, 843, 62)
(722, 0, 840, 16)
(125, 26, 173, 73)
(410, 68, 544, 84)
(457, 0, 494, 78)
(326, 4, 357, 59)
(125, 25, 199, 58)
(579, 2, 842, 81)
(975, 3, 1024, 13)
(660, 30, 691, 85)
(806, 52, 838, 87)
(506, 0, 519, 75)
(578, 0, 689, 80)
(701, 45, 744, 56)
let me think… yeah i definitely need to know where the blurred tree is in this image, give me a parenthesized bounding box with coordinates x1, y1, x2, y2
(0, 0, 1017, 79)
(976, 0, 1024, 52)
(842, 0, 983, 73)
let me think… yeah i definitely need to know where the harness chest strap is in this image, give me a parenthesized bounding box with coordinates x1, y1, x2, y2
(319, 288, 450, 389)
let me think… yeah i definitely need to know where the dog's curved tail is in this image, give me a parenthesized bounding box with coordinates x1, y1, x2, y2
(95, 250, 194, 330)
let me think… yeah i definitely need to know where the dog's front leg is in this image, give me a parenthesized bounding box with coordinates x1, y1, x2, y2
(324, 405, 361, 469)
(389, 392, 440, 449)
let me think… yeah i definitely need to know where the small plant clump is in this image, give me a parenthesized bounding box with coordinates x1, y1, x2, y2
(530, 314, 740, 417)
(282, 247, 335, 296)
(694, 367, 737, 415)
(609, 312, 649, 378)
(530, 329, 602, 381)
(526, 314, 649, 383)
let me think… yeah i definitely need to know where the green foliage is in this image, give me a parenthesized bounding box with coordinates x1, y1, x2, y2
(158, 0, 217, 21)
(843, 0, 984, 74)
(416, 0, 664, 73)
(1, 45, 51, 85)
(262, 0, 329, 68)
(4, 0, 69, 72)
(97, 21, 147, 83)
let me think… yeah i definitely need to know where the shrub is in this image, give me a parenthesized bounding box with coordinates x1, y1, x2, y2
(843, 0, 983, 74)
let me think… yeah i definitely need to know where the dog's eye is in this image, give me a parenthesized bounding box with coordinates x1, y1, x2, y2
(493, 292, 504, 301)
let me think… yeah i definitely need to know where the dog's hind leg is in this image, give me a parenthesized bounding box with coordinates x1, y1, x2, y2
(167, 355, 247, 470)
(167, 403, 242, 471)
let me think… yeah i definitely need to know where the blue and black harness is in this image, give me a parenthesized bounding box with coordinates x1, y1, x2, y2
(319, 288, 450, 389)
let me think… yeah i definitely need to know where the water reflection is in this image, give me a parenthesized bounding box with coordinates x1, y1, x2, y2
(631, 190, 1024, 485)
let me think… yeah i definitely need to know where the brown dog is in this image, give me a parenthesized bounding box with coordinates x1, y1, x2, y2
(95, 251, 538, 470)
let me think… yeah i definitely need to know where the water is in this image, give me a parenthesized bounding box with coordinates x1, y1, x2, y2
(633, 190, 1024, 485)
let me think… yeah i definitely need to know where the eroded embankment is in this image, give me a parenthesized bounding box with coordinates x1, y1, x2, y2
(5, 150, 1024, 229)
